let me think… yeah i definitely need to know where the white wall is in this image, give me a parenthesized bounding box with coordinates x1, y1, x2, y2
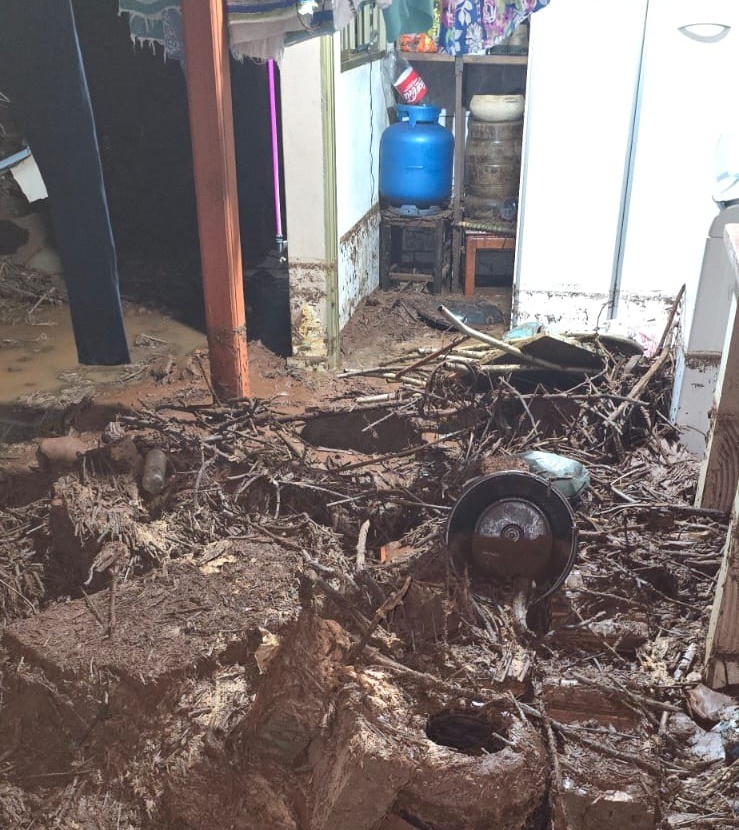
(280, 36, 388, 361)
(334, 37, 387, 328)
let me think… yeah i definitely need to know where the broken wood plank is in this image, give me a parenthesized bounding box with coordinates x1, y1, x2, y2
(704, 486, 739, 688)
(541, 677, 639, 730)
(696, 226, 739, 511)
(696, 225, 739, 687)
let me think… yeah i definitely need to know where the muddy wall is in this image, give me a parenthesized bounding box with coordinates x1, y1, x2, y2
(281, 37, 388, 361)
(339, 206, 380, 329)
(335, 41, 386, 331)
(280, 39, 331, 361)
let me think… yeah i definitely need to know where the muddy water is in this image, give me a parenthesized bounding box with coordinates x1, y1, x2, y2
(0, 304, 207, 404)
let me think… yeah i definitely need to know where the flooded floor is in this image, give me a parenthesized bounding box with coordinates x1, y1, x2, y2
(0, 303, 207, 405)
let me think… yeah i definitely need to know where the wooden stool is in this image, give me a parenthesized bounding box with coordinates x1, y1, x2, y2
(463, 232, 516, 296)
(380, 208, 452, 295)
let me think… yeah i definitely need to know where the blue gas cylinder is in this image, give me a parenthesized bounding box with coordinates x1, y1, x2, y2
(379, 104, 454, 209)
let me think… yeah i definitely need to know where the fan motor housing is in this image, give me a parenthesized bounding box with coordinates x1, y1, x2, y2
(446, 471, 578, 600)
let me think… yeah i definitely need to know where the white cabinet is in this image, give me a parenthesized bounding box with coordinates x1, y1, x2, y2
(514, 0, 648, 329)
(618, 0, 739, 338)
(515, 0, 739, 339)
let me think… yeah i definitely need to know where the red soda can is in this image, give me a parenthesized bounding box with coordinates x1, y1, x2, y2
(394, 66, 428, 104)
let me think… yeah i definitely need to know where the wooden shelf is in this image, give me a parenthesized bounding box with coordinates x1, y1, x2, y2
(464, 53, 527, 65)
(399, 47, 528, 289)
(403, 52, 528, 66)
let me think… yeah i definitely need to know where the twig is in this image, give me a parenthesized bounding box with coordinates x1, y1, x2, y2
(355, 519, 370, 572)
(194, 453, 217, 508)
(539, 701, 564, 825)
(394, 335, 467, 379)
(607, 346, 673, 427)
(569, 671, 681, 716)
(336, 428, 470, 472)
(252, 525, 356, 588)
(656, 284, 686, 354)
(518, 702, 662, 776)
(500, 378, 539, 438)
(345, 575, 412, 663)
(437, 305, 597, 373)
(108, 577, 117, 638)
(557, 724, 662, 775)
(80, 588, 106, 631)
(194, 352, 220, 405)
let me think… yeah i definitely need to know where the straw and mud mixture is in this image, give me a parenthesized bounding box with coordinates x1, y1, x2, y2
(0, 302, 736, 829)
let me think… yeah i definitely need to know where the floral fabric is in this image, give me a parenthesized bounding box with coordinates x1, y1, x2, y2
(438, 0, 549, 56)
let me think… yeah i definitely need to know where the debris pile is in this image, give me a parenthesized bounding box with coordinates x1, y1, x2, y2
(0, 255, 66, 323)
(0, 309, 736, 829)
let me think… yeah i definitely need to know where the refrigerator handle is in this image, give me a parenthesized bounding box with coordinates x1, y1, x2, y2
(678, 23, 731, 43)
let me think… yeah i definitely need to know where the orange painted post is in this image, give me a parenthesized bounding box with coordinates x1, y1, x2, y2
(181, 0, 249, 400)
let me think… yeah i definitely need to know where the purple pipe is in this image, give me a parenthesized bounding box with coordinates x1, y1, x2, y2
(267, 59, 283, 243)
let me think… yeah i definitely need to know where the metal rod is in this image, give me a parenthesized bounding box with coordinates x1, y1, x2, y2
(267, 59, 284, 248)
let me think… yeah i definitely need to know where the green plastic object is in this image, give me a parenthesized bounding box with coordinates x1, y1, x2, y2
(519, 451, 590, 501)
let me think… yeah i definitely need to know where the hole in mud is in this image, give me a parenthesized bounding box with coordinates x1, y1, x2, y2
(300, 408, 420, 454)
(636, 565, 679, 598)
(525, 598, 550, 637)
(425, 709, 508, 756)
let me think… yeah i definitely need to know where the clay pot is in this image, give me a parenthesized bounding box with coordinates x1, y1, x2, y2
(469, 94, 525, 123)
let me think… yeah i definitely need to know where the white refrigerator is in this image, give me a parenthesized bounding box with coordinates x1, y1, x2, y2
(515, 0, 739, 342)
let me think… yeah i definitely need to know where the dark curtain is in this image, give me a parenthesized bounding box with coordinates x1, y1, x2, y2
(0, 0, 129, 364)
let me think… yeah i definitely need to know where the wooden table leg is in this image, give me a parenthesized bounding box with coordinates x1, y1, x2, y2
(379, 215, 392, 290)
(431, 217, 444, 294)
(464, 236, 477, 297)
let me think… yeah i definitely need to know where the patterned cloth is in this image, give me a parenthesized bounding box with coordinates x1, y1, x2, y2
(438, 0, 550, 56)
(118, 0, 350, 62)
(118, 1, 182, 55)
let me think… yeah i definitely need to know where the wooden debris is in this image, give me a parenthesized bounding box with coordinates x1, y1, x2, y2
(0, 304, 734, 827)
(541, 677, 640, 730)
(37, 435, 90, 468)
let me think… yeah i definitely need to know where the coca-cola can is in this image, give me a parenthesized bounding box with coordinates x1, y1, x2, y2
(394, 66, 427, 104)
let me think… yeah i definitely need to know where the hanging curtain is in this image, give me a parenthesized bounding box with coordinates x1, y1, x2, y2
(118, 0, 356, 62)
(438, 0, 550, 56)
(0, 0, 130, 365)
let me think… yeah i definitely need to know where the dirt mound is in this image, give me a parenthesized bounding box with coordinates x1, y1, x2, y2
(0, 329, 734, 829)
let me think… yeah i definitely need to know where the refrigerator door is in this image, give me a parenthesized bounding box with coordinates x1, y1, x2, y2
(616, 0, 739, 337)
(513, 0, 648, 329)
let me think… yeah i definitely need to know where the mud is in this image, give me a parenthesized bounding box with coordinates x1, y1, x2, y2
(0, 383, 558, 829)
(301, 408, 420, 454)
(340, 286, 512, 370)
(0, 542, 549, 829)
(0, 305, 207, 405)
(0, 264, 734, 829)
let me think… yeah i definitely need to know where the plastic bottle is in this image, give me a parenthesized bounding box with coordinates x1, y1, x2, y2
(382, 49, 427, 105)
(519, 451, 590, 501)
(142, 448, 168, 495)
